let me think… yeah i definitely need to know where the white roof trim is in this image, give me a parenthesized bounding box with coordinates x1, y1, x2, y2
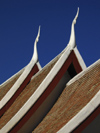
(0, 26, 41, 109)
(73, 47, 86, 69)
(0, 46, 72, 133)
(36, 61, 42, 70)
(1, 9, 86, 132)
(0, 67, 25, 88)
(1, 46, 86, 132)
(57, 90, 100, 133)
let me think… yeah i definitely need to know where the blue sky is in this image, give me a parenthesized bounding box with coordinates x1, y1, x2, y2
(0, 0, 100, 84)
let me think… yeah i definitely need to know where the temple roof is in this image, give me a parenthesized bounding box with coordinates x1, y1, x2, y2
(33, 60, 100, 133)
(0, 48, 62, 129)
(0, 8, 99, 133)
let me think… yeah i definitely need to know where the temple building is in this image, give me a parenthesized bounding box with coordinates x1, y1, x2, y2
(0, 8, 100, 133)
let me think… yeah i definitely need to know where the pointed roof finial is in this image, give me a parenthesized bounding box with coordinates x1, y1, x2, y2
(68, 7, 79, 49)
(31, 26, 41, 63)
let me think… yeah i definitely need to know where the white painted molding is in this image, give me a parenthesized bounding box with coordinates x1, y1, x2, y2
(0, 26, 41, 88)
(0, 9, 86, 132)
(0, 46, 87, 132)
(0, 26, 41, 109)
(0, 45, 72, 133)
(0, 67, 25, 88)
(67, 7, 79, 49)
(36, 61, 42, 70)
(57, 90, 100, 133)
(74, 47, 86, 70)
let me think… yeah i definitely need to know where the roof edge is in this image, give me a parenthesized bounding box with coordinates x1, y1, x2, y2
(57, 90, 100, 133)
(0, 27, 41, 109)
(73, 47, 86, 70)
(0, 45, 72, 132)
(0, 66, 25, 88)
(67, 59, 100, 86)
(1, 45, 86, 132)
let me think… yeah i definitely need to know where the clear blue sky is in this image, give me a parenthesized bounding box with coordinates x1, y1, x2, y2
(0, 0, 100, 84)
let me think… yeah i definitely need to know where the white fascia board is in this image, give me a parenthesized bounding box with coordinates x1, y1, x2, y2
(57, 90, 100, 133)
(0, 61, 36, 109)
(0, 46, 72, 133)
(36, 61, 42, 70)
(73, 47, 86, 70)
(0, 67, 25, 88)
(0, 61, 42, 88)
(0, 26, 41, 109)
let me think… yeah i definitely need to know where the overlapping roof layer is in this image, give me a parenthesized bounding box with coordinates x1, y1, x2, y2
(0, 8, 100, 133)
(33, 60, 100, 133)
(0, 69, 24, 100)
(0, 50, 62, 129)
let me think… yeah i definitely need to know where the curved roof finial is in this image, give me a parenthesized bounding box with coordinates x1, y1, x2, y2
(68, 7, 79, 49)
(31, 26, 41, 63)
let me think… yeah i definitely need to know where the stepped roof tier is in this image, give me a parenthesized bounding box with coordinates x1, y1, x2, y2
(0, 8, 100, 133)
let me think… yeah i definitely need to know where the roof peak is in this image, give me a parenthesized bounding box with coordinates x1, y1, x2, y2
(67, 7, 79, 49)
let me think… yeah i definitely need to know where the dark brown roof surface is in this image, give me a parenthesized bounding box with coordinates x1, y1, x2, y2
(0, 69, 24, 100)
(0, 52, 61, 129)
(33, 61, 100, 133)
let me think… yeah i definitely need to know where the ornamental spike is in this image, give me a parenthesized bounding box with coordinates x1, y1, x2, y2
(31, 26, 41, 63)
(68, 7, 79, 49)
